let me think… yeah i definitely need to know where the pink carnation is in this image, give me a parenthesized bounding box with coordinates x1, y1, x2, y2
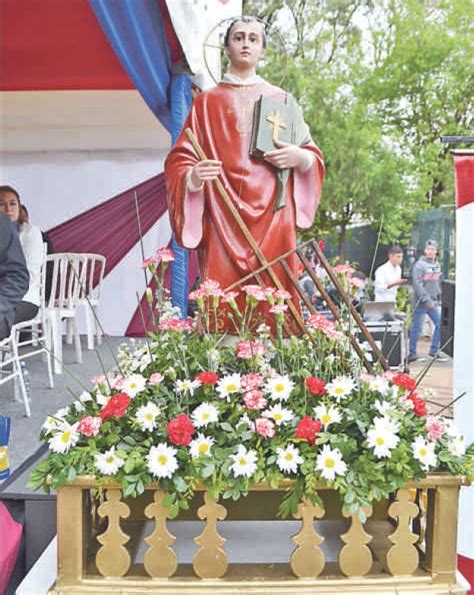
(158, 317, 195, 332)
(243, 390, 268, 411)
(425, 416, 444, 441)
(149, 373, 164, 386)
(90, 374, 107, 385)
(270, 304, 288, 314)
(242, 284, 266, 301)
(241, 372, 263, 390)
(236, 340, 267, 360)
(222, 290, 239, 303)
(142, 256, 157, 269)
(156, 247, 175, 263)
(255, 417, 275, 439)
(78, 416, 102, 437)
(274, 289, 291, 300)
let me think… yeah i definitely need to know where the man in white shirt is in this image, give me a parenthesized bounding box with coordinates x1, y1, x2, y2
(374, 245, 407, 302)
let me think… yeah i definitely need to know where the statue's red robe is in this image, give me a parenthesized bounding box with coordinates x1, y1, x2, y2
(165, 79, 325, 332)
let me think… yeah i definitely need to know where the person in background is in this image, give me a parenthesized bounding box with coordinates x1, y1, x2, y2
(0, 185, 43, 324)
(0, 213, 29, 339)
(374, 245, 407, 302)
(408, 239, 448, 363)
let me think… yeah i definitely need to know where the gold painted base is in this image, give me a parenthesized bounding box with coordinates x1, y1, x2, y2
(48, 563, 466, 594)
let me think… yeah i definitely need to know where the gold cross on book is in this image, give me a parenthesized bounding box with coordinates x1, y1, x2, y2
(266, 110, 287, 143)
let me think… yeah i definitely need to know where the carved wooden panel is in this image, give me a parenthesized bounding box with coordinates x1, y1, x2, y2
(193, 491, 228, 578)
(144, 490, 178, 578)
(96, 489, 131, 577)
(339, 507, 373, 577)
(290, 499, 325, 578)
(386, 488, 419, 576)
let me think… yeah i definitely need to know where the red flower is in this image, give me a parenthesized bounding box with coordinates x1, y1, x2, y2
(391, 373, 417, 392)
(167, 413, 195, 446)
(294, 416, 322, 445)
(305, 376, 326, 396)
(407, 394, 427, 417)
(99, 392, 131, 420)
(196, 371, 219, 385)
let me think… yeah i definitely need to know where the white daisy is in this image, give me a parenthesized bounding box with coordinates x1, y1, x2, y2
(229, 445, 258, 478)
(448, 435, 466, 457)
(54, 406, 70, 419)
(314, 404, 342, 428)
(316, 444, 347, 481)
(216, 373, 242, 399)
(276, 444, 303, 474)
(372, 415, 400, 434)
(326, 376, 356, 401)
(96, 392, 110, 407)
(191, 402, 219, 428)
(135, 402, 161, 431)
(120, 374, 147, 398)
(48, 422, 80, 454)
(444, 420, 459, 438)
(412, 436, 437, 471)
(42, 415, 60, 435)
(369, 376, 390, 395)
(79, 391, 93, 403)
(94, 446, 124, 476)
(73, 400, 85, 413)
(265, 375, 295, 401)
(189, 434, 215, 459)
(262, 404, 294, 426)
(374, 400, 396, 418)
(146, 444, 178, 478)
(176, 378, 202, 395)
(367, 424, 399, 458)
(238, 413, 255, 433)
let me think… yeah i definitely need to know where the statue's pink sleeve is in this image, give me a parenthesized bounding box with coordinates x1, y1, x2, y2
(293, 144, 325, 229)
(165, 103, 205, 249)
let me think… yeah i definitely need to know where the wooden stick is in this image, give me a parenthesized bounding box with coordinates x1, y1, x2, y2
(184, 127, 309, 338)
(310, 240, 388, 371)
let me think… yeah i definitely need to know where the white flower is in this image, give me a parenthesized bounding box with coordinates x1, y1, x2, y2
(367, 423, 400, 458)
(73, 400, 85, 412)
(95, 447, 124, 476)
(412, 436, 437, 471)
(189, 434, 215, 459)
(48, 422, 80, 454)
(238, 413, 255, 434)
(121, 374, 147, 398)
(448, 435, 466, 457)
(216, 373, 242, 398)
(191, 403, 219, 428)
(208, 349, 221, 366)
(135, 402, 161, 431)
(316, 444, 347, 481)
(276, 444, 303, 475)
(444, 420, 459, 438)
(230, 445, 258, 478)
(42, 415, 60, 435)
(96, 392, 110, 406)
(375, 400, 396, 418)
(372, 415, 400, 434)
(262, 404, 294, 425)
(79, 391, 93, 403)
(54, 406, 70, 419)
(369, 376, 390, 395)
(176, 378, 202, 395)
(314, 404, 342, 428)
(326, 376, 355, 401)
(265, 374, 295, 401)
(146, 444, 178, 478)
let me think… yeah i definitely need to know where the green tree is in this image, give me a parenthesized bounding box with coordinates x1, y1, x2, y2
(243, 0, 473, 255)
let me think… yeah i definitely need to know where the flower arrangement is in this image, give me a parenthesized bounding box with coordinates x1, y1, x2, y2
(29, 248, 474, 518)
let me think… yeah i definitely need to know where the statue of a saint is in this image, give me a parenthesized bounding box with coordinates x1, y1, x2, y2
(165, 17, 324, 331)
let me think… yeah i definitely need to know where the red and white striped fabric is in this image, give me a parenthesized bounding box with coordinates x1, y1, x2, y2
(453, 150, 474, 590)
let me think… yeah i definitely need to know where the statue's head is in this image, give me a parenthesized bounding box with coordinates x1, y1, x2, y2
(224, 17, 266, 70)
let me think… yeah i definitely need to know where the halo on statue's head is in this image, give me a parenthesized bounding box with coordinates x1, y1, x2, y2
(202, 15, 288, 87)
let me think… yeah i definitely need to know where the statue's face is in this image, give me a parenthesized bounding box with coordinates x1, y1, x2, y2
(225, 20, 265, 70)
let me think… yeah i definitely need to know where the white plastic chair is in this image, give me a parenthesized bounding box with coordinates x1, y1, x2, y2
(11, 243, 54, 391)
(0, 334, 31, 417)
(74, 254, 106, 350)
(44, 253, 85, 374)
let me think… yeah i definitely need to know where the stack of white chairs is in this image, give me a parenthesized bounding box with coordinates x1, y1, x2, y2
(44, 253, 86, 374)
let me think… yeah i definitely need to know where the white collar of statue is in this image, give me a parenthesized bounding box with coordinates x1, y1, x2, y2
(223, 72, 263, 86)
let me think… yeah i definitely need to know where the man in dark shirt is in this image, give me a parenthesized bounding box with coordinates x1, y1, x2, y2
(0, 213, 29, 340)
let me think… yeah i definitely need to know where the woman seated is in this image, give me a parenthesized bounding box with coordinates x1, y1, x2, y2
(0, 185, 43, 324)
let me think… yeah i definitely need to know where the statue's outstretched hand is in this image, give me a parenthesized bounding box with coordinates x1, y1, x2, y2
(263, 141, 309, 170)
(190, 160, 222, 188)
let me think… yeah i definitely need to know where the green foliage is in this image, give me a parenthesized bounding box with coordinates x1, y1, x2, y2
(245, 0, 474, 253)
